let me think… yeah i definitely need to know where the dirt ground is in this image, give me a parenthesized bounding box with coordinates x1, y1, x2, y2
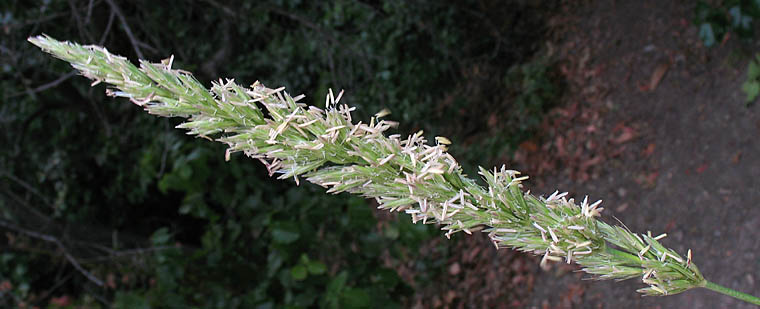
(518, 1, 760, 308)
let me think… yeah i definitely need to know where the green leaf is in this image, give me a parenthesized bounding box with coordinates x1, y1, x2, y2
(307, 260, 327, 275)
(371, 268, 400, 288)
(748, 59, 760, 80)
(742, 81, 760, 103)
(299, 253, 310, 264)
(729, 6, 743, 28)
(293, 291, 317, 307)
(151, 227, 171, 245)
(341, 288, 370, 308)
(267, 251, 284, 278)
(740, 16, 753, 30)
(384, 224, 399, 240)
(323, 271, 348, 308)
(271, 224, 300, 244)
(113, 291, 151, 309)
(698, 23, 716, 47)
(291, 264, 307, 281)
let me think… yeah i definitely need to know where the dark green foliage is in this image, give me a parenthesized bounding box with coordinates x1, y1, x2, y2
(121, 174, 431, 308)
(457, 57, 561, 174)
(1, 0, 558, 307)
(694, 0, 760, 47)
(693, 1, 760, 108)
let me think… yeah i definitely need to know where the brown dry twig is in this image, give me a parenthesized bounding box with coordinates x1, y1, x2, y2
(0, 219, 105, 287)
(104, 0, 144, 59)
(0, 171, 55, 209)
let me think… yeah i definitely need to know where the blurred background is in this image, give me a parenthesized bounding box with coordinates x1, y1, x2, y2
(1, 0, 759, 308)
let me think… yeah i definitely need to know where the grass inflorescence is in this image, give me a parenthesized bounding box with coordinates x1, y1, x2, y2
(28, 35, 760, 305)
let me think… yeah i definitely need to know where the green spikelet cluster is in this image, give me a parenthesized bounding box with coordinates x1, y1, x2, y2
(33, 34, 748, 300)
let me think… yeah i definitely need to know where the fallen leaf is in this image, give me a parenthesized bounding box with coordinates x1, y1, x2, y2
(731, 151, 742, 164)
(642, 143, 656, 157)
(432, 296, 442, 308)
(649, 61, 670, 91)
(106, 273, 117, 289)
(0, 281, 11, 292)
(616, 203, 629, 212)
(465, 246, 481, 263)
(50, 295, 72, 306)
(580, 156, 603, 170)
(637, 81, 650, 92)
(635, 171, 659, 187)
(555, 136, 567, 157)
(720, 31, 731, 46)
(519, 140, 538, 153)
(612, 126, 636, 144)
(645, 171, 659, 186)
(696, 163, 708, 174)
(445, 290, 457, 303)
(488, 113, 499, 127)
(512, 275, 525, 285)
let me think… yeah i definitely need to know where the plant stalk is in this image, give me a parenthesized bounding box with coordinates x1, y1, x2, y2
(703, 281, 760, 305)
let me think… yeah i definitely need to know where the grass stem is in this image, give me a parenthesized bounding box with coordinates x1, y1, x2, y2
(703, 281, 760, 305)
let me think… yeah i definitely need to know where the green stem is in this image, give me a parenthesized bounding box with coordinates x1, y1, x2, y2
(703, 281, 760, 305)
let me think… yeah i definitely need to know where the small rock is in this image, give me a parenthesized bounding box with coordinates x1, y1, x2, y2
(449, 262, 461, 276)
